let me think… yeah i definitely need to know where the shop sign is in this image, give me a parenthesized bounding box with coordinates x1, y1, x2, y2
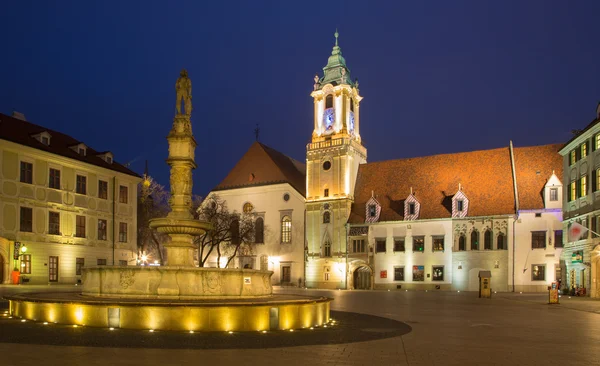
(572, 250, 583, 264)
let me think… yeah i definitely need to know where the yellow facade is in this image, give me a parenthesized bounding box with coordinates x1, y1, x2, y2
(0, 138, 141, 284)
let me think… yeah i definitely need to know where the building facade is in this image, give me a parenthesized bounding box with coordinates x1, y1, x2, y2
(560, 104, 600, 297)
(0, 112, 141, 284)
(207, 142, 306, 286)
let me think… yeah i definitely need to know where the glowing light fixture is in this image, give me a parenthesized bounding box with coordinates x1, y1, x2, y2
(109, 327, 115, 331)
(73, 325, 78, 328)
(310, 327, 314, 330)
(289, 329, 294, 332)
(149, 329, 154, 332)
(43, 322, 48, 325)
(21, 319, 26, 323)
(262, 330, 267, 334)
(189, 330, 194, 334)
(228, 331, 233, 334)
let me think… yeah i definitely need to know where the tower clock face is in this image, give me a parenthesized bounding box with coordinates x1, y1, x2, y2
(323, 108, 335, 134)
(349, 111, 355, 134)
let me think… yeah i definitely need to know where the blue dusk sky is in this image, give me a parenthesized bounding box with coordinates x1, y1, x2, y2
(2, 1, 600, 196)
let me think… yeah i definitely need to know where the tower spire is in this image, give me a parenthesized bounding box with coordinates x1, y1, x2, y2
(334, 29, 338, 47)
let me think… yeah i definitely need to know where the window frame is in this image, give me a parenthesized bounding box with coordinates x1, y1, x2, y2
(21, 254, 31, 274)
(470, 230, 479, 250)
(432, 265, 444, 281)
(97, 259, 107, 266)
(483, 230, 492, 250)
(76, 175, 87, 195)
(393, 237, 405, 252)
(49, 168, 61, 189)
(76, 257, 85, 276)
(323, 211, 331, 224)
(531, 231, 546, 249)
(281, 215, 292, 244)
(408, 202, 416, 215)
(394, 266, 405, 281)
(352, 238, 366, 253)
(118, 222, 127, 243)
(254, 217, 264, 244)
(554, 230, 563, 248)
(412, 236, 425, 252)
(20, 161, 33, 184)
(549, 188, 558, 202)
(119, 185, 128, 204)
(98, 219, 107, 240)
(75, 215, 86, 238)
(324, 240, 331, 257)
(98, 180, 108, 200)
(20, 206, 33, 232)
(457, 200, 464, 212)
(48, 211, 60, 235)
(432, 236, 444, 252)
(375, 238, 386, 253)
(458, 235, 466, 251)
(531, 264, 546, 281)
(497, 233, 506, 250)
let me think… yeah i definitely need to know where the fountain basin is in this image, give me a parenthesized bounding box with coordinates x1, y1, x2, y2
(148, 217, 211, 236)
(82, 266, 273, 299)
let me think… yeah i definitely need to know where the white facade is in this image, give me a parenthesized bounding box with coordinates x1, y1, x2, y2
(205, 184, 305, 286)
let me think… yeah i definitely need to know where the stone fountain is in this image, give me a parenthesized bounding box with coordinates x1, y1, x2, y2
(6, 70, 331, 331)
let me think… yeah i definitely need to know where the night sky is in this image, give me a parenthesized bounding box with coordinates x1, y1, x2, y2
(2, 1, 600, 196)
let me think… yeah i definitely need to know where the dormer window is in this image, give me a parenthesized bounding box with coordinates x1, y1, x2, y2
(452, 188, 469, 218)
(32, 131, 52, 146)
(365, 195, 381, 223)
(544, 171, 563, 209)
(404, 192, 420, 221)
(106, 156, 112, 164)
(96, 152, 114, 164)
(71, 143, 88, 157)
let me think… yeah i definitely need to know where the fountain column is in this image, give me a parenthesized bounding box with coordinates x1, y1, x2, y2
(150, 69, 209, 267)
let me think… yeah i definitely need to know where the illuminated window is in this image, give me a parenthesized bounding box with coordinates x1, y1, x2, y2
(413, 236, 424, 252)
(394, 266, 404, 281)
(497, 233, 506, 250)
(323, 211, 330, 224)
(21, 254, 31, 274)
(458, 235, 466, 251)
(98, 219, 107, 240)
(393, 238, 405, 252)
(243, 202, 253, 213)
(484, 230, 492, 250)
(75, 215, 86, 238)
(569, 150, 576, 165)
(581, 176, 587, 197)
(49, 256, 58, 282)
(470, 230, 479, 250)
(76, 258, 84, 275)
(549, 188, 558, 201)
(254, 217, 264, 243)
(76, 175, 87, 195)
(531, 231, 546, 249)
(20, 207, 32, 232)
(325, 94, 333, 109)
(49, 168, 60, 189)
(582, 142, 588, 158)
(119, 222, 127, 243)
(531, 264, 545, 281)
(99, 180, 108, 199)
(596, 134, 600, 150)
(376, 239, 386, 253)
(570, 181, 576, 201)
(432, 236, 444, 251)
(324, 240, 331, 257)
(49, 211, 60, 235)
(20, 161, 33, 184)
(119, 186, 128, 204)
(432, 266, 444, 281)
(281, 216, 291, 243)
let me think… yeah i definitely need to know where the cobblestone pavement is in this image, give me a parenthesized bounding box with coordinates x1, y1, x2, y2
(1, 285, 600, 365)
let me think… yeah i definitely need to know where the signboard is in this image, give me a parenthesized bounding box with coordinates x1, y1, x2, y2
(412, 266, 424, 281)
(572, 250, 583, 264)
(13, 242, 21, 260)
(243, 277, 251, 285)
(380, 270, 387, 279)
(549, 282, 559, 304)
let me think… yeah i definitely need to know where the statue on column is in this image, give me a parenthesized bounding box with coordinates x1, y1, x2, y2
(175, 69, 192, 116)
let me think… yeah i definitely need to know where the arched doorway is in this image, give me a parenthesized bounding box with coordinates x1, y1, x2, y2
(353, 266, 372, 289)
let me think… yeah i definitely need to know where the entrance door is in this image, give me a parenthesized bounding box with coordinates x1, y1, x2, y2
(354, 266, 371, 289)
(49, 256, 58, 282)
(281, 266, 291, 284)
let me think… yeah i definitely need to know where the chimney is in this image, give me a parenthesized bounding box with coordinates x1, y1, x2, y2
(12, 111, 26, 121)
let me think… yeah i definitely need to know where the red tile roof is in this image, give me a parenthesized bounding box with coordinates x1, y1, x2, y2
(348, 143, 563, 224)
(0, 113, 140, 177)
(213, 142, 306, 196)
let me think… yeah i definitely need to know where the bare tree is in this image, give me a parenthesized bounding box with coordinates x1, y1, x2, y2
(195, 194, 259, 268)
(137, 175, 170, 264)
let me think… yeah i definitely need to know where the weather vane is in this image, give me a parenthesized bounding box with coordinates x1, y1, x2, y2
(254, 124, 260, 141)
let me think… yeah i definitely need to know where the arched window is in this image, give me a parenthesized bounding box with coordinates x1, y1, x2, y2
(325, 94, 333, 109)
(458, 235, 466, 251)
(323, 211, 331, 224)
(350, 98, 354, 112)
(497, 233, 506, 250)
(254, 217, 264, 244)
(230, 220, 240, 245)
(484, 230, 492, 250)
(281, 216, 291, 243)
(471, 230, 479, 250)
(324, 239, 331, 257)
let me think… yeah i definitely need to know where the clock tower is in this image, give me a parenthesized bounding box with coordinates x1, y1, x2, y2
(305, 31, 367, 289)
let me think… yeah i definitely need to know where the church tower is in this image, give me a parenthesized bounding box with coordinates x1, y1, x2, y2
(305, 31, 367, 289)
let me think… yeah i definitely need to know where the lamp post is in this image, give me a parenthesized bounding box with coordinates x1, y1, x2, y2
(12, 243, 28, 285)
